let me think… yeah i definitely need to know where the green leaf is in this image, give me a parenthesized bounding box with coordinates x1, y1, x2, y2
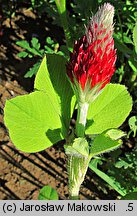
(44, 45, 55, 54)
(16, 40, 31, 50)
(28, 54, 33, 58)
(24, 61, 41, 78)
(34, 54, 75, 137)
(133, 22, 137, 53)
(60, 45, 69, 58)
(128, 116, 137, 137)
(16, 39, 42, 57)
(17, 51, 28, 58)
(89, 159, 126, 196)
(31, 0, 35, 7)
(105, 129, 126, 140)
(4, 91, 63, 153)
(133, 188, 137, 192)
(28, 47, 42, 56)
(123, 35, 133, 44)
(128, 58, 137, 75)
(38, 186, 58, 200)
(115, 159, 132, 169)
(86, 84, 132, 135)
(90, 134, 122, 157)
(65, 137, 89, 157)
(121, 192, 137, 200)
(46, 37, 54, 45)
(31, 37, 41, 50)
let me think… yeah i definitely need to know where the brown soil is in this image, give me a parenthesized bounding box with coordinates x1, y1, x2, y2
(0, 7, 119, 200)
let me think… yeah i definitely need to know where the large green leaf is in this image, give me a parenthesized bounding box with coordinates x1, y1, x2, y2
(4, 91, 63, 153)
(38, 185, 58, 200)
(133, 22, 137, 53)
(34, 54, 75, 136)
(86, 84, 132, 134)
(90, 134, 122, 157)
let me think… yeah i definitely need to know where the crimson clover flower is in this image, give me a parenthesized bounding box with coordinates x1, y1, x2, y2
(66, 3, 116, 103)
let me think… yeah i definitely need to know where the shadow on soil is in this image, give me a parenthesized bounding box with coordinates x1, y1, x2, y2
(0, 139, 118, 200)
(0, 140, 69, 199)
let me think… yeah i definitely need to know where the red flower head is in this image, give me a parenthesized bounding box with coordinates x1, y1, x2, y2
(66, 3, 116, 103)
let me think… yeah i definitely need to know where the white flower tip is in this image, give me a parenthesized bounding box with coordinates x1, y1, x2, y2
(102, 2, 114, 16)
(98, 2, 114, 28)
(104, 2, 114, 10)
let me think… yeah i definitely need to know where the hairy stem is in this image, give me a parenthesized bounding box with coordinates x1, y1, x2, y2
(76, 102, 89, 137)
(68, 155, 90, 200)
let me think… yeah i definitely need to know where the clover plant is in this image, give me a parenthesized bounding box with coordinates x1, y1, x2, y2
(4, 2, 132, 199)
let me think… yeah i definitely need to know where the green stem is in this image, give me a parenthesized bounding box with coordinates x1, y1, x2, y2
(117, 11, 124, 42)
(68, 155, 90, 200)
(60, 12, 72, 48)
(55, 0, 72, 48)
(76, 102, 89, 137)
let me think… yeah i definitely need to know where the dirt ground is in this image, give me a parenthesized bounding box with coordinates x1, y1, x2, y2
(0, 7, 120, 200)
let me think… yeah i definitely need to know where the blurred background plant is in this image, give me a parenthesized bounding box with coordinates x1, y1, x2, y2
(89, 147, 137, 198)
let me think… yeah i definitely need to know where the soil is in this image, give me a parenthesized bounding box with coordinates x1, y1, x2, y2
(0, 6, 123, 200)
